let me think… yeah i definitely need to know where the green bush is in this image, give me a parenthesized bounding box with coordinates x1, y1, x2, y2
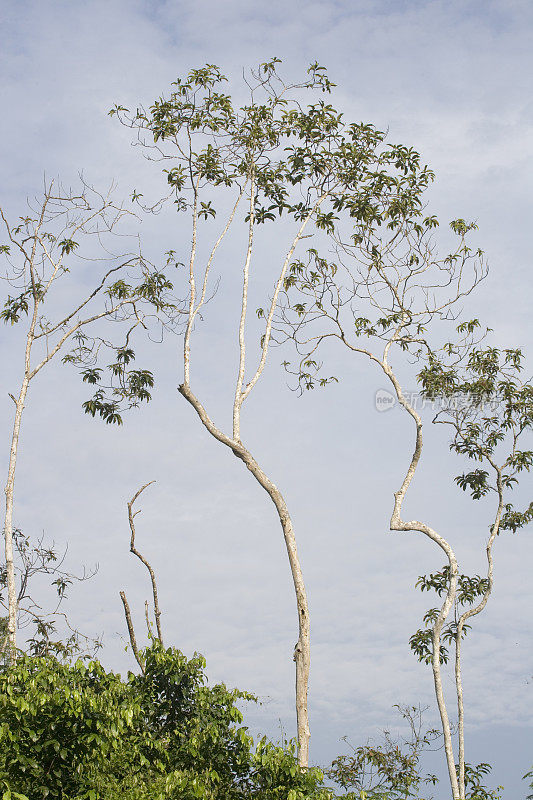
(0, 643, 330, 800)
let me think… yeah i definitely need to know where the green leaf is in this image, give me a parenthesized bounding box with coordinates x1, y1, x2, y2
(58, 239, 79, 255)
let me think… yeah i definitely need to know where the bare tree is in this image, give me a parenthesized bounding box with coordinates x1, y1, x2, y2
(1, 178, 174, 662)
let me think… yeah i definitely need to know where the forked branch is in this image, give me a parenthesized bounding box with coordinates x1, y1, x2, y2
(120, 480, 164, 671)
(127, 480, 163, 644)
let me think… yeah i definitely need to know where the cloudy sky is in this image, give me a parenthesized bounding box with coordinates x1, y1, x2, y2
(1, 1, 532, 796)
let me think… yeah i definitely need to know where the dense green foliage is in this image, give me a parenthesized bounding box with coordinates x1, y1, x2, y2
(1, 643, 509, 799)
(0, 643, 330, 800)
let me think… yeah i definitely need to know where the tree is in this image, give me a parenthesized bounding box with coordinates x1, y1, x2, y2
(415, 333, 532, 798)
(328, 703, 504, 799)
(109, 59, 332, 766)
(0, 527, 99, 663)
(0, 479, 333, 798)
(0, 652, 141, 799)
(0, 643, 332, 799)
(274, 167, 526, 797)
(0, 179, 174, 661)
(109, 60, 454, 766)
(327, 704, 441, 799)
(109, 480, 332, 798)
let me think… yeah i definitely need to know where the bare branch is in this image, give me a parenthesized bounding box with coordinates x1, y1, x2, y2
(233, 174, 256, 440)
(127, 480, 163, 644)
(183, 176, 201, 385)
(119, 590, 144, 672)
(242, 193, 330, 404)
(32, 260, 133, 340)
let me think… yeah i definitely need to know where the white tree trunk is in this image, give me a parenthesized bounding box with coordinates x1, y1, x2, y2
(387, 362, 461, 799)
(3, 377, 30, 660)
(431, 604, 460, 799)
(238, 448, 311, 768)
(178, 383, 311, 767)
(454, 483, 502, 799)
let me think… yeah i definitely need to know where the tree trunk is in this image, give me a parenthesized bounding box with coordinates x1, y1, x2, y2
(239, 449, 311, 768)
(432, 619, 460, 799)
(3, 378, 30, 661)
(455, 631, 466, 799)
(178, 383, 311, 766)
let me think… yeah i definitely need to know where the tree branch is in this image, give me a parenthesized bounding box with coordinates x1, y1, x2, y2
(119, 590, 144, 672)
(127, 480, 163, 644)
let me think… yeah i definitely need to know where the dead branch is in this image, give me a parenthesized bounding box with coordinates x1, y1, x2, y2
(119, 590, 144, 672)
(127, 480, 163, 644)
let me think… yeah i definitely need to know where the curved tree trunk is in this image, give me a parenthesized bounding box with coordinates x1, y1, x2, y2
(178, 383, 311, 767)
(237, 447, 311, 768)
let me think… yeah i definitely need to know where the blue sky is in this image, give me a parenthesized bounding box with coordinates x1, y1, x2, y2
(1, 1, 532, 797)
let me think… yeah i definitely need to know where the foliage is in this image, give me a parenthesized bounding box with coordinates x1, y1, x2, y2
(328, 706, 504, 800)
(0, 643, 331, 799)
(110, 60, 442, 363)
(0, 529, 99, 661)
(458, 762, 503, 800)
(327, 705, 439, 799)
(0, 653, 137, 800)
(418, 336, 533, 532)
(0, 181, 177, 427)
(524, 766, 533, 800)
(408, 566, 488, 665)
(111, 59, 417, 225)
(410, 336, 533, 663)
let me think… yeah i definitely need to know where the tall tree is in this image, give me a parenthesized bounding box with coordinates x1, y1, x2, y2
(415, 332, 533, 798)
(278, 166, 531, 795)
(1, 179, 173, 661)
(110, 60, 442, 766)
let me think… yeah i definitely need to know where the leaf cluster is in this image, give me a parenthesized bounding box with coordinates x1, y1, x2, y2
(63, 328, 161, 426)
(110, 60, 441, 250)
(458, 762, 503, 800)
(327, 705, 440, 800)
(1, 286, 42, 325)
(409, 567, 489, 665)
(418, 341, 533, 530)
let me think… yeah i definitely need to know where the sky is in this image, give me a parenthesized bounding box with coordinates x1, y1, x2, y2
(1, 1, 532, 797)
